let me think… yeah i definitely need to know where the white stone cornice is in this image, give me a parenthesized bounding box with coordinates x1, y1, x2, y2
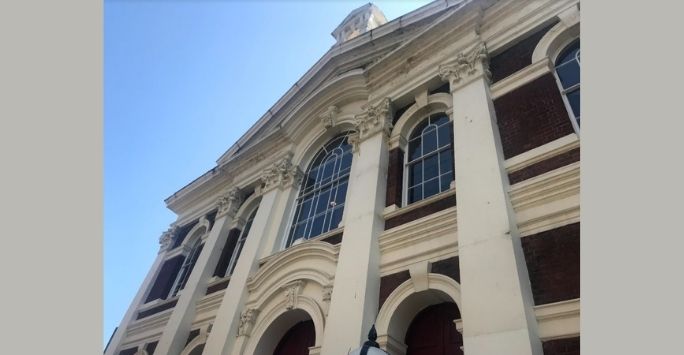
(216, 187, 243, 219)
(259, 153, 303, 192)
(438, 41, 490, 91)
(319, 105, 339, 129)
(349, 98, 393, 151)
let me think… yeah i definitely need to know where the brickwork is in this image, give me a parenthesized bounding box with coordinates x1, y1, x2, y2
(205, 279, 230, 295)
(385, 148, 404, 207)
(508, 148, 580, 184)
(521, 223, 580, 305)
(542, 337, 580, 355)
(494, 74, 575, 159)
(321, 232, 343, 245)
(378, 270, 411, 311)
(431, 256, 460, 283)
(490, 21, 558, 83)
(384, 194, 455, 230)
(136, 299, 178, 320)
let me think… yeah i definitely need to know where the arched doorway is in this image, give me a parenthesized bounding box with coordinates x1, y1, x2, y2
(405, 302, 463, 355)
(273, 320, 315, 355)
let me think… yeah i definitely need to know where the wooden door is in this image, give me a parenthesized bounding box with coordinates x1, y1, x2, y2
(405, 302, 463, 355)
(273, 320, 315, 355)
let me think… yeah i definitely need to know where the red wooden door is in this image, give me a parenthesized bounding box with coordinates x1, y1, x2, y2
(273, 320, 315, 355)
(405, 302, 463, 355)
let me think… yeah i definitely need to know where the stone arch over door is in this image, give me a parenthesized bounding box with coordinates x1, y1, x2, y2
(375, 273, 462, 355)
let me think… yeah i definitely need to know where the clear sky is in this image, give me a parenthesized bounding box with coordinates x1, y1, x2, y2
(104, 0, 432, 348)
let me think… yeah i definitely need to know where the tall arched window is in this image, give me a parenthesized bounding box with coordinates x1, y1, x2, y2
(226, 208, 257, 276)
(554, 39, 580, 130)
(170, 237, 204, 297)
(287, 133, 353, 247)
(406, 113, 454, 204)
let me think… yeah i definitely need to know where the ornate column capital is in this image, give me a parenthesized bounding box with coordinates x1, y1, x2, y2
(216, 187, 243, 219)
(349, 98, 393, 152)
(158, 226, 177, 254)
(260, 153, 303, 192)
(438, 42, 490, 91)
(319, 105, 339, 129)
(237, 308, 260, 337)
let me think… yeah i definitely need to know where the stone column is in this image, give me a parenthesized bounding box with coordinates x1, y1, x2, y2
(104, 227, 177, 355)
(439, 42, 542, 355)
(320, 98, 391, 353)
(202, 154, 303, 355)
(154, 188, 242, 355)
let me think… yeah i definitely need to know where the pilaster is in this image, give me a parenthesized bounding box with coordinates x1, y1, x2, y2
(202, 155, 301, 355)
(320, 98, 391, 353)
(104, 228, 177, 355)
(154, 189, 240, 355)
(440, 41, 542, 355)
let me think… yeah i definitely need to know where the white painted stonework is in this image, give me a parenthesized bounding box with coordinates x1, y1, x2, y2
(108, 1, 581, 354)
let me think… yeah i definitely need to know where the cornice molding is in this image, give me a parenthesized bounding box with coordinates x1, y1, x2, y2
(438, 41, 490, 90)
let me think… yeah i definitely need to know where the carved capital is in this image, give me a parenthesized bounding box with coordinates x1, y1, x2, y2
(319, 105, 339, 129)
(237, 308, 260, 337)
(216, 187, 243, 218)
(260, 154, 303, 192)
(158, 226, 177, 253)
(322, 284, 333, 302)
(438, 42, 490, 90)
(350, 98, 393, 151)
(282, 280, 305, 310)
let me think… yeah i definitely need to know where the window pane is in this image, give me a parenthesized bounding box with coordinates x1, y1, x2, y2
(439, 150, 453, 175)
(430, 114, 449, 126)
(320, 158, 335, 182)
(310, 215, 325, 237)
(314, 188, 331, 215)
(334, 182, 348, 204)
(340, 151, 352, 171)
(330, 206, 343, 229)
(440, 172, 452, 191)
(556, 41, 579, 66)
(408, 138, 421, 161)
(292, 222, 306, 241)
(423, 178, 439, 199)
(408, 185, 422, 203)
(423, 154, 438, 180)
(422, 128, 437, 154)
(409, 161, 422, 186)
(556, 61, 580, 89)
(437, 123, 452, 148)
(298, 197, 313, 222)
(566, 88, 580, 119)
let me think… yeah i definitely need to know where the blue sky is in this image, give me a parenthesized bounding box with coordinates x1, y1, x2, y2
(104, 0, 432, 348)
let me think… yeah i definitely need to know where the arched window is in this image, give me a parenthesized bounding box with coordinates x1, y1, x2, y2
(406, 113, 454, 204)
(226, 208, 257, 275)
(287, 133, 353, 247)
(170, 237, 204, 297)
(554, 39, 580, 130)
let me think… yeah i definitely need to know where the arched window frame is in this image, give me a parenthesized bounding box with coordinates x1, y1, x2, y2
(167, 220, 209, 297)
(225, 207, 258, 276)
(402, 112, 455, 206)
(285, 132, 354, 248)
(552, 38, 580, 134)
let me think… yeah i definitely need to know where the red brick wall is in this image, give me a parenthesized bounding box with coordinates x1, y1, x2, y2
(489, 21, 558, 83)
(378, 270, 411, 311)
(508, 148, 580, 184)
(385, 147, 404, 207)
(205, 279, 230, 295)
(521, 223, 580, 305)
(494, 74, 575, 159)
(384, 194, 456, 230)
(431, 256, 460, 283)
(136, 299, 178, 320)
(321, 232, 343, 245)
(543, 337, 580, 355)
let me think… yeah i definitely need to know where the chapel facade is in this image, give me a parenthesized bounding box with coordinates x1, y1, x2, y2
(106, 1, 581, 354)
